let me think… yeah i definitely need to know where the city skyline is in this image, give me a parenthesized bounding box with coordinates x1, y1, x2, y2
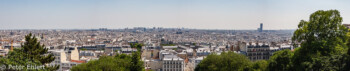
(1, 0, 350, 30)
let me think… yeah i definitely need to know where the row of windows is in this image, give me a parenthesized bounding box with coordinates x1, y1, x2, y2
(247, 52, 269, 56)
(163, 61, 183, 64)
(54, 61, 60, 63)
(163, 65, 183, 68)
(163, 69, 182, 71)
(249, 56, 269, 60)
(247, 49, 269, 52)
(55, 57, 61, 59)
(121, 51, 136, 53)
(61, 63, 77, 67)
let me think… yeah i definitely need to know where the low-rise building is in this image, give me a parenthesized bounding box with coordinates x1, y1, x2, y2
(121, 48, 138, 54)
(194, 57, 204, 68)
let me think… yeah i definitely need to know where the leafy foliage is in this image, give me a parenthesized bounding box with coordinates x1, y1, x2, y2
(195, 10, 350, 71)
(71, 55, 131, 71)
(343, 48, 350, 71)
(71, 52, 144, 71)
(195, 51, 252, 71)
(292, 10, 348, 70)
(251, 60, 268, 71)
(130, 43, 143, 51)
(268, 49, 293, 71)
(195, 51, 270, 71)
(130, 51, 144, 71)
(0, 33, 59, 71)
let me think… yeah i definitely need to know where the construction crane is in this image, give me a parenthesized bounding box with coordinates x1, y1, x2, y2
(10, 40, 13, 51)
(1, 39, 14, 51)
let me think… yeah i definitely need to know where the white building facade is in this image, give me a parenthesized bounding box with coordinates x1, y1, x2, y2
(162, 55, 184, 71)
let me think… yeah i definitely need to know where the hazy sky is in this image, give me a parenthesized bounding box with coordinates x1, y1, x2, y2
(1, 0, 350, 30)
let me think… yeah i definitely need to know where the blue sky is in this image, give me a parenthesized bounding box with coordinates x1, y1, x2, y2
(0, 0, 350, 30)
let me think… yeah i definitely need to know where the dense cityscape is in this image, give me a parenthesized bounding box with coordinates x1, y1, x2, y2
(0, 24, 295, 71)
(2, 0, 350, 71)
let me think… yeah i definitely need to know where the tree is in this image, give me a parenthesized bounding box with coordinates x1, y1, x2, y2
(268, 49, 293, 71)
(0, 33, 59, 70)
(342, 48, 350, 71)
(130, 43, 143, 51)
(292, 10, 348, 70)
(71, 56, 131, 71)
(130, 51, 144, 71)
(71, 52, 144, 71)
(251, 60, 268, 71)
(341, 30, 350, 71)
(195, 51, 251, 71)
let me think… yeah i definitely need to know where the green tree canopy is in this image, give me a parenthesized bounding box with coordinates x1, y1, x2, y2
(251, 60, 268, 71)
(268, 49, 293, 71)
(0, 33, 59, 71)
(71, 52, 144, 71)
(292, 10, 348, 70)
(130, 43, 143, 51)
(195, 51, 251, 71)
(71, 55, 131, 71)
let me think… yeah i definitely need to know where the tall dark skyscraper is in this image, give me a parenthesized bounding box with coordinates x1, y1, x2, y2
(260, 23, 263, 32)
(258, 23, 263, 32)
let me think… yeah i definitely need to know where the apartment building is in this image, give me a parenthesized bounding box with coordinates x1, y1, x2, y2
(246, 42, 270, 61)
(162, 55, 184, 71)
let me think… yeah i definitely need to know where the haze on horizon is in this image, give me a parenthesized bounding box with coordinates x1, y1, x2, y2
(0, 0, 350, 30)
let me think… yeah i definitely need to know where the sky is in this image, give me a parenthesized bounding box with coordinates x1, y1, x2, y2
(0, 0, 350, 30)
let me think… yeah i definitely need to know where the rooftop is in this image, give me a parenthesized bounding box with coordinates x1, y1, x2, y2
(163, 55, 184, 61)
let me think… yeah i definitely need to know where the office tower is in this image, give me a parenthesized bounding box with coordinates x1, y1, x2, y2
(257, 23, 263, 32)
(260, 23, 263, 32)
